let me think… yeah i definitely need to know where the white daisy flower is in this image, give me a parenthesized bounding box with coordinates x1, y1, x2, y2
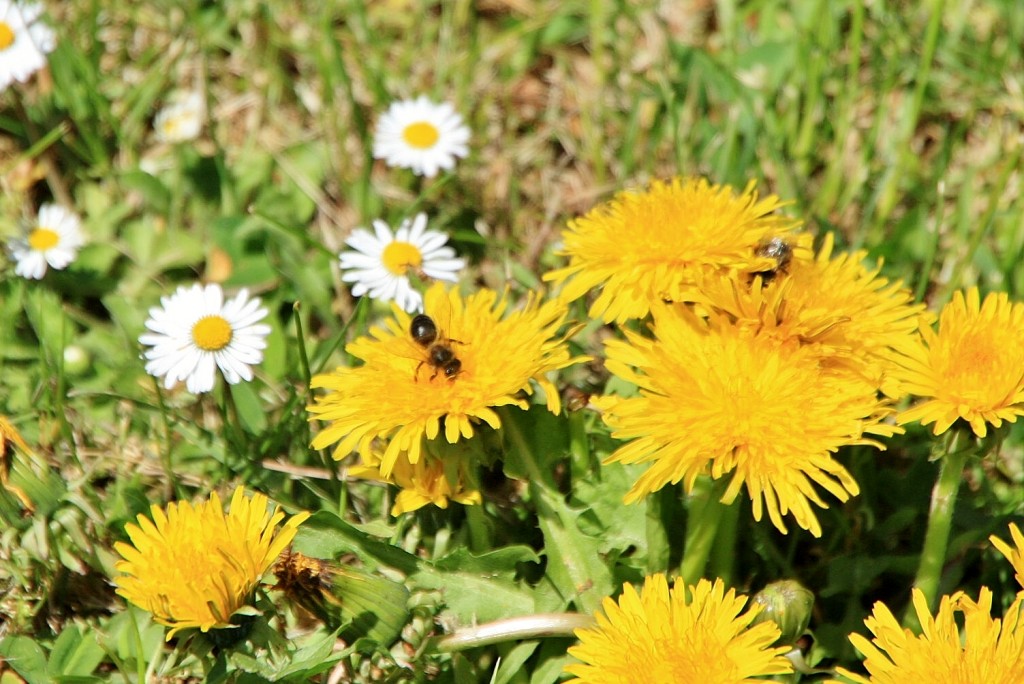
(339, 212, 465, 312)
(372, 96, 470, 178)
(153, 91, 204, 143)
(8, 203, 84, 280)
(0, 1, 56, 92)
(139, 283, 271, 394)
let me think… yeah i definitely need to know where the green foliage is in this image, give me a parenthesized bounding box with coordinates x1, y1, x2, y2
(2, 0, 1023, 681)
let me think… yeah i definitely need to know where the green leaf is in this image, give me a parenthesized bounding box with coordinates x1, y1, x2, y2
(267, 629, 345, 680)
(494, 641, 540, 684)
(0, 636, 49, 684)
(432, 545, 540, 574)
(292, 511, 420, 576)
(95, 607, 166, 665)
(119, 171, 171, 215)
(529, 638, 577, 684)
(229, 380, 268, 435)
(331, 568, 410, 645)
(412, 547, 539, 624)
(47, 625, 105, 678)
(573, 460, 649, 561)
(499, 407, 614, 614)
(0, 446, 66, 523)
(531, 484, 614, 615)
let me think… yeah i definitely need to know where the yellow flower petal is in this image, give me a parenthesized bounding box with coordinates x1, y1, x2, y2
(892, 287, 1024, 437)
(113, 487, 309, 639)
(600, 305, 900, 537)
(308, 283, 586, 476)
(699, 232, 925, 391)
(565, 575, 793, 684)
(834, 588, 1024, 683)
(543, 176, 802, 323)
(990, 522, 1024, 591)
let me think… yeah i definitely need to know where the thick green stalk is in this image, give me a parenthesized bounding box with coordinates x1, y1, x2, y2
(680, 476, 734, 586)
(431, 613, 596, 652)
(903, 428, 972, 629)
(708, 488, 740, 586)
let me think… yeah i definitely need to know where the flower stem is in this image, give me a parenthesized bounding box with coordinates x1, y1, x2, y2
(150, 379, 177, 498)
(680, 475, 733, 586)
(903, 427, 972, 629)
(708, 489, 740, 586)
(292, 301, 313, 391)
(431, 613, 595, 652)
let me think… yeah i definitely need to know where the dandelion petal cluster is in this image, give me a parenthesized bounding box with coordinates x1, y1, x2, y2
(544, 177, 802, 323)
(566, 575, 793, 684)
(834, 588, 1024, 683)
(700, 232, 926, 391)
(309, 283, 585, 476)
(990, 522, 1024, 591)
(893, 287, 1024, 437)
(348, 449, 482, 516)
(114, 487, 309, 639)
(598, 305, 900, 537)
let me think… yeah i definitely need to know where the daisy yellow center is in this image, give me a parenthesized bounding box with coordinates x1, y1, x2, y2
(28, 227, 59, 251)
(192, 315, 233, 351)
(382, 241, 423, 276)
(162, 118, 183, 137)
(0, 22, 14, 51)
(402, 121, 440, 149)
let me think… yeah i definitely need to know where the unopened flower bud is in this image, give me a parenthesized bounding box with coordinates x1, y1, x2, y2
(750, 579, 814, 646)
(63, 345, 91, 377)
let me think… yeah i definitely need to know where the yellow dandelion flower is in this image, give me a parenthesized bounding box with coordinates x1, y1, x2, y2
(892, 287, 1024, 437)
(834, 588, 1024, 683)
(699, 233, 925, 391)
(543, 176, 802, 323)
(114, 487, 309, 640)
(348, 447, 482, 516)
(599, 305, 900, 537)
(308, 283, 585, 476)
(565, 575, 793, 684)
(991, 522, 1024, 590)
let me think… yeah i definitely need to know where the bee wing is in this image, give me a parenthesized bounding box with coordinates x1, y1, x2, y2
(425, 289, 456, 342)
(390, 337, 429, 364)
